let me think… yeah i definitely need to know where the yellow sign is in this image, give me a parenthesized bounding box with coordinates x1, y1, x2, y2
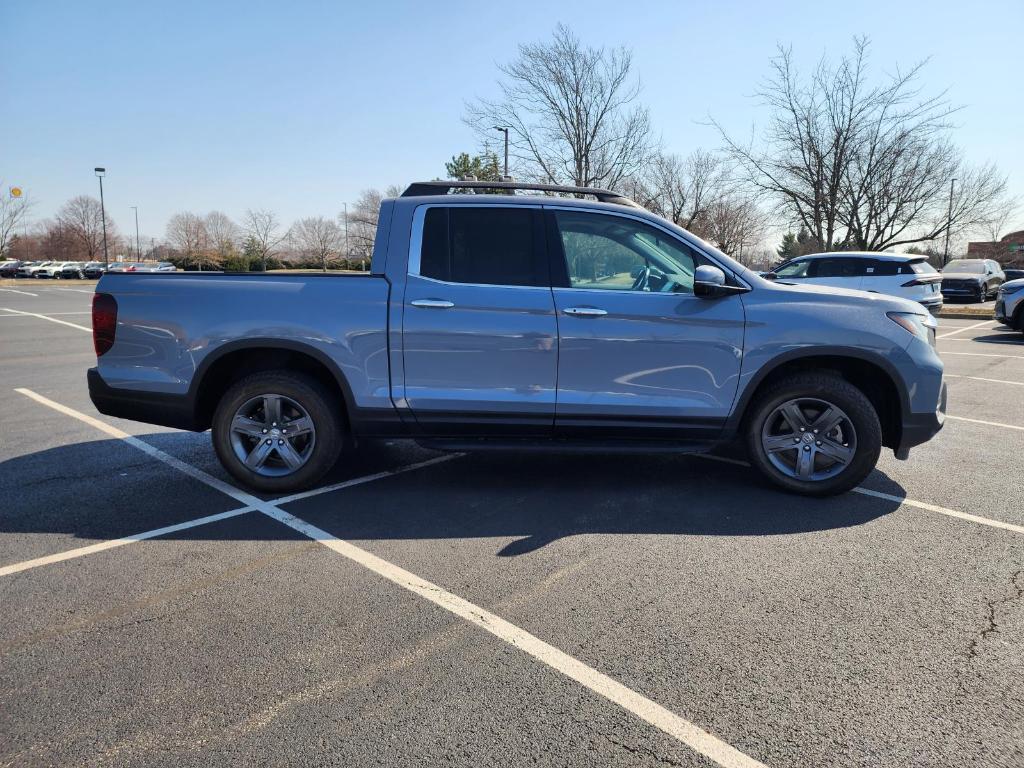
(9, 187, 22, 198)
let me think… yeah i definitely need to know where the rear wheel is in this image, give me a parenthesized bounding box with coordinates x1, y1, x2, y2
(211, 370, 344, 493)
(746, 373, 882, 496)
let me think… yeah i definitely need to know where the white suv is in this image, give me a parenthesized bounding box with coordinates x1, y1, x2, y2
(765, 252, 943, 313)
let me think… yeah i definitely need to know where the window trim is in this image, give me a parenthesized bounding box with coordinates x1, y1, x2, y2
(544, 204, 751, 293)
(407, 202, 548, 290)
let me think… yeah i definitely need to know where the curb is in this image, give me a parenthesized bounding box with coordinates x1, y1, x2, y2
(937, 309, 995, 320)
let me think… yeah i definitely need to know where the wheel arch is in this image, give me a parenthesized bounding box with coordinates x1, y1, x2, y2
(729, 348, 908, 450)
(189, 339, 356, 434)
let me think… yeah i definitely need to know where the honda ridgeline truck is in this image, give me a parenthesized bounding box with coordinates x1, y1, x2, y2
(88, 181, 946, 496)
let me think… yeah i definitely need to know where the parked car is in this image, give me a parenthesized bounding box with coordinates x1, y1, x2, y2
(17, 261, 53, 278)
(59, 262, 86, 279)
(940, 259, 1004, 302)
(134, 261, 177, 273)
(0, 260, 24, 278)
(82, 262, 106, 279)
(35, 261, 79, 279)
(764, 252, 943, 313)
(995, 279, 1024, 335)
(1002, 268, 1024, 282)
(105, 262, 130, 273)
(88, 180, 946, 498)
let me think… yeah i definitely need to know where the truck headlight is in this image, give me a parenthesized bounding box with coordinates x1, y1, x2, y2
(888, 311, 937, 346)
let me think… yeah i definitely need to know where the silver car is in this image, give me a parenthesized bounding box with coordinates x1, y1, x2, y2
(995, 279, 1024, 334)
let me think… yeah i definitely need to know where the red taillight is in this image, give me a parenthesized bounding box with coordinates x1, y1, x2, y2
(92, 292, 117, 356)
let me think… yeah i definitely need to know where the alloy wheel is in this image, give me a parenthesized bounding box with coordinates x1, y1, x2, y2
(761, 397, 857, 482)
(228, 393, 316, 477)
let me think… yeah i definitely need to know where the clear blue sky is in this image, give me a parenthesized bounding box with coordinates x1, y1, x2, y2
(3, 0, 1021, 243)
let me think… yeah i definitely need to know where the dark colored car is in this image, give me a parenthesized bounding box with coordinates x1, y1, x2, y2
(82, 262, 107, 279)
(940, 259, 1005, 302)
(59, 263, 85, 279)
(0, 260, 24, 278)
(1002, 268, 1024, 282)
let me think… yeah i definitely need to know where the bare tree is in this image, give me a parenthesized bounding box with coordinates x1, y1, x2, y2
(0, 185, 34, 258)
(289, 216, 344, 271)
(166, 212, 209, 268)
(57, 196, 116, 261)
(243, 209, 285, 270)
(693, 195, 770, 265)
(204, 211, 239, 262)
(628, 150, 728, 228)
(341, 187, 401, 266)
(714, 38, 1012, 252)
(466, 24, 651, 189)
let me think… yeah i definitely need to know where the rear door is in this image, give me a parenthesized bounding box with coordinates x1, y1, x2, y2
(401, 204, 558, 435)
(547, 207, 745, 439)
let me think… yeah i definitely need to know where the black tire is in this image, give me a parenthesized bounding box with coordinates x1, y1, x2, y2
(745, 373, 882, 497)
(211, 370, 345, 493)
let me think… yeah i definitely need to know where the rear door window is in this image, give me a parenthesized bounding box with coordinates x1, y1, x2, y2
(419, 206, 547, 287)
(814, 258, 862, 278)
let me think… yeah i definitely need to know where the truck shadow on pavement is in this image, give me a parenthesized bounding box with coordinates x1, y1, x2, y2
(0, 434, 905, 559)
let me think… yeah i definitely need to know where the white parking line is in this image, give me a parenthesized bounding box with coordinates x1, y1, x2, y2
(263, 504, 766, 768)
(0, 507, 254, 578)
(942, 351, 1024, 359)
(0, 288, 39, 297)
(945, 373, 1024, 387)
(694, 454, 1024, 536)
(936, 320, 993, 339)
(1, 308, 91, 333)
(941, 338, 1021, 345)
(946, 414, 1024, 432)
(10, 387, 766, 768)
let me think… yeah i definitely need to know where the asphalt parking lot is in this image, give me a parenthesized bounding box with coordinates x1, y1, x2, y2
(1, 288, 1022, 768)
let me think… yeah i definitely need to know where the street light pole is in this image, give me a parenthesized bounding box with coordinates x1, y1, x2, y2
(130, 206, 141, 260)
(493, 126, 510, 178)
(343, 202, 351, 267)
(943, 177, 957, 267)
(94, 168, 109, 268)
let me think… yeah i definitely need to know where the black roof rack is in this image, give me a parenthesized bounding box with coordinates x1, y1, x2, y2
(400, 180, 642, 208)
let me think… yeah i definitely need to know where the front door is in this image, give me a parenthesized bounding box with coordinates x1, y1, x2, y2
(548, 208, 746, 439)
(401, 205, 557, 436)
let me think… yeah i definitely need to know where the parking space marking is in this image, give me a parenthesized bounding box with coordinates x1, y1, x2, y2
(945, 414, 1024, 432)
(936, 320, 993, 339)
(0, 288, 39, 297)
(945, 373, 1024, 387)
(1, 308, 91, 333)
(12, 388, 767, 768)
(695, 454, 1024, 536)
(0, 310, 91, 317)
(851, 487, 1024, 535)
(941, 337, 1022, 345)
(942, 351, 1024, 359)
(263, 505, 767, 768)
(0, 507, 254, 578)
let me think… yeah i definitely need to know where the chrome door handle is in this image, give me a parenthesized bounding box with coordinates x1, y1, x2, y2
(563, 306, 607, 317)
(410, 299, 455, 309)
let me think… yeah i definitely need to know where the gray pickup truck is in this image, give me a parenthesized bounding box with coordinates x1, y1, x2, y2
(88, 181, 946, 496)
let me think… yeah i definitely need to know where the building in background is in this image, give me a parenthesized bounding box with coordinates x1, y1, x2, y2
(967, 231, 1024, 268)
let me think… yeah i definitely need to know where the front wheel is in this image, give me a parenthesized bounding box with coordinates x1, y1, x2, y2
(211, 370, 344, 493)
(746, 373, 882, 496)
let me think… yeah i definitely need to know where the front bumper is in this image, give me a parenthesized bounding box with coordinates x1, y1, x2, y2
(941, 284, 983, 297)
(895, 379, 947, 459)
